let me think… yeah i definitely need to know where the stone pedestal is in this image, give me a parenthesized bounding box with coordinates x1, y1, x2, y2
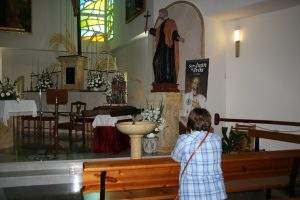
(116, 121, 156, 159)
(129, 135, 143, 159)
(151, 83, 179, 92)
(149, 92, 181, 153)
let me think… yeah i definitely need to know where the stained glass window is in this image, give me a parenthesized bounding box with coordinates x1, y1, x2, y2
(80, 0, 114, 42)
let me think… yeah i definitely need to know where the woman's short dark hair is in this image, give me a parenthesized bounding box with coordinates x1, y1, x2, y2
(187, 108, 211, 132)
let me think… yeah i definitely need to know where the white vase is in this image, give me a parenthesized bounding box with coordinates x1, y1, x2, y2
(91, 87, 100, 91)
(143, 136, 159, 154)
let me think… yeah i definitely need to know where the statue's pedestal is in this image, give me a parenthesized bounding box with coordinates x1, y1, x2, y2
(149, 92, 181, 153)
(151, 83, 179, 92)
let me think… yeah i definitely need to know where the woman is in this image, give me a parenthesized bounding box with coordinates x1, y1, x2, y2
(171, 108, 227, 200)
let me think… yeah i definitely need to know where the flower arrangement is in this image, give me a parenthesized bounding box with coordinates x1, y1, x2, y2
(87, 70, 105, 90)
(104, 80, 112, 97)
(0, 77, 20, 101)
(36, 67, 55, 91)
(111, 72, 127, 104)
(140, 99, 165, 138)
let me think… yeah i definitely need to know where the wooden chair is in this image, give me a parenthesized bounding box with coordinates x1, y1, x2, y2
(231, 123, 256, 152)
(21, 112, 55, 139)
(57, 101, 87, 143)
(46, 89, 68, 152)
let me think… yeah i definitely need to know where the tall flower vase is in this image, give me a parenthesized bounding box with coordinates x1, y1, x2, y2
(143, 136, 159, 154)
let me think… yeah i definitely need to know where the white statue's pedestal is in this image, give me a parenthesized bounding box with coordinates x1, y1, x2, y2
(149, 92, 181, 153)
(116, 121, 156, 159)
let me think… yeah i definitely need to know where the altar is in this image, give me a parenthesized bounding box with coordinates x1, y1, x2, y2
(23, 91, 106, 112)
(0, 100, 37, 149)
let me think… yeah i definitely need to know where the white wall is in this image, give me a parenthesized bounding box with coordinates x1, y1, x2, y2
(0, 0, 72, 50)
(224, 5, 300, 150)
(113, 37, 152, 106)
(152, 0, 267, 19)
(0, 0, 78, 88)
(205, 18, 226, 126)
(111, 0, 154, 106)
(1, 48, 60, 90)
(110, 0, 153, 50)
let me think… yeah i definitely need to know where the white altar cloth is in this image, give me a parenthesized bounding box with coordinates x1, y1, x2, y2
(92, 115, 132, 128)
(0, 100, 37, 125)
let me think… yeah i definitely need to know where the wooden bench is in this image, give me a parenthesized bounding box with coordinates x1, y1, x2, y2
(82, 149, 300, 200)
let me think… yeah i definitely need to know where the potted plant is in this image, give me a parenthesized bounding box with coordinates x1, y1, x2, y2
(140, 100, 165, 154)
(221, 127, 247, 154)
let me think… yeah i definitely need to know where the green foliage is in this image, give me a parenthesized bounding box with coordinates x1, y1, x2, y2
(221, 127, 246, 154)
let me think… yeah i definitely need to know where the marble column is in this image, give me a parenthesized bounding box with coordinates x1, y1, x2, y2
(149, 92, 181, 153)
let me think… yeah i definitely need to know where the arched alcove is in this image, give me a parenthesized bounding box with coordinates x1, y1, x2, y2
(165, 1, 205, 90)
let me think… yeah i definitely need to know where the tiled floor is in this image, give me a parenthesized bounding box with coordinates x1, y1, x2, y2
(0, 133, 166, 163)
(1, 184, 82, 200)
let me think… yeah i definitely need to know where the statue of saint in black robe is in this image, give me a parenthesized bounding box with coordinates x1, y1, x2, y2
(150, 18, 180, 84)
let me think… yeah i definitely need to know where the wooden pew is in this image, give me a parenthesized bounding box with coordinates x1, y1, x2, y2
(82, 149, 300, 200)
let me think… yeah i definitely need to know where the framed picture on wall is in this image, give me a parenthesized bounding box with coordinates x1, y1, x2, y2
(0, 0, 32, 33)
(126, 0, 145, 24)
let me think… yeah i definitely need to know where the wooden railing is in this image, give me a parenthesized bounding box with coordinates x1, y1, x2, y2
(214, 113, 300, 151)
(214, 113, 300, 126)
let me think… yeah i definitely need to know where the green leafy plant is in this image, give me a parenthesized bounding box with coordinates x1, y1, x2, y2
(221, 127, 246, 154)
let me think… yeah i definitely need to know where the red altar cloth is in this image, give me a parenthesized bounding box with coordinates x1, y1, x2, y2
(93, 126, 130, 153)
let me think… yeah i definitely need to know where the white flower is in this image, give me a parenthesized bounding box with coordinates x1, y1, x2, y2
(6, 92, 10, 96)
(140, 101, 164, 134)
(146, 133, 157, 138)
(1, 93, 4, 97)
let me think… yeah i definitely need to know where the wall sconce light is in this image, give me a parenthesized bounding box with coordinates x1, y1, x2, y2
(234, 29, 241, 57)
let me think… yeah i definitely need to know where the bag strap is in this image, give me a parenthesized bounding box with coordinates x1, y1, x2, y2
(175, 131, 209, 200)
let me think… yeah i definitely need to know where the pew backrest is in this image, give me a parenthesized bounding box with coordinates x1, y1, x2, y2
(82, 149, 300, 199)
(83, 157, 179, 193)
(222, 150, 300, 193)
